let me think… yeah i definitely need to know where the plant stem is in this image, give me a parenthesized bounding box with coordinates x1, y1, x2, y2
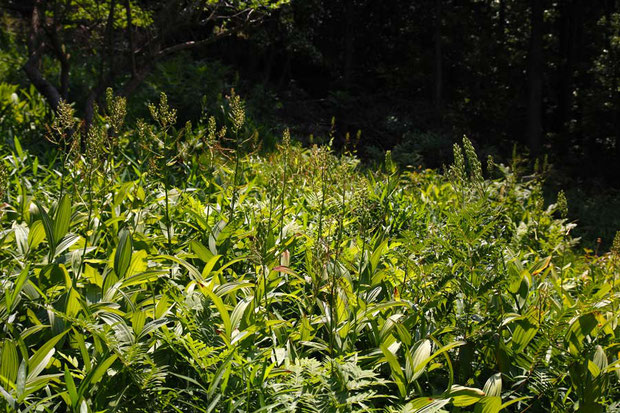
(229, 134, 241, 222)
(164, 181, 172, 254)
(76, 167, 94, 281)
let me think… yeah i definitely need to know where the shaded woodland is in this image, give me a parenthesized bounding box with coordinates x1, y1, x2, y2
(1, 2, 620, 412)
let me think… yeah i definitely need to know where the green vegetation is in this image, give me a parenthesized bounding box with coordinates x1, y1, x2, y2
(0, 91, 619, 412)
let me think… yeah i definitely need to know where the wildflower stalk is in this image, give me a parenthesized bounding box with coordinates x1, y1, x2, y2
(329, 169, 347, 359)
(314, 150, 328, 308)
(147, 92, 176, 255)
(0, 163, 8, 220)
(76, 167, 94, 280)
(557, 190, 568, 304)
(229, 140, 241, 221)
(228, 91, 245, 222)
(278, 129, 290, 244)
(76, 122, 104, 281)
(611, 231, 620, 316)
(47, 100, 79, 200)
(164, 179, 172, 253)
(264, 182, 276, 312)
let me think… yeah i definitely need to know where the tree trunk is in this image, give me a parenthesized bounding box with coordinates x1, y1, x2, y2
(262, 48, 276, 84)
(103, 0, 117, 84)
(124, 0, 137, 77)
(343, 0, 355, 88)
(434, 0, 443, 117)
(609, 0, 620, 178)
(498, 0, 505, 43)
(23, 0, 63, 113)
(557, 0, 578, 142)
(526, 0, 544, 155)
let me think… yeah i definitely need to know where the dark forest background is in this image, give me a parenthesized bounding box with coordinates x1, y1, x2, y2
(1, 0, 620, 247)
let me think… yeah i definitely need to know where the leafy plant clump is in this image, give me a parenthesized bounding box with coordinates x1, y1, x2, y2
(0, 91, 618, 412)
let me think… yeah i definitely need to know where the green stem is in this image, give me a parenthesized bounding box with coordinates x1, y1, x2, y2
(76, 168, 94, 281)
(229, 135, 241, 221)
(164, 181, 172, 255)
(278, 155, 288, 244)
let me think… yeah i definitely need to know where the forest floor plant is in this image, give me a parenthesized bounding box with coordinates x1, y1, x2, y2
(0, 93, 618, 412)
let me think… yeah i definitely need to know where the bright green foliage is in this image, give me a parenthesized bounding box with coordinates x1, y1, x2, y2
(62, 0, 154, 29)
(0, 83, 48, 146)
(0, 95, 619, 412)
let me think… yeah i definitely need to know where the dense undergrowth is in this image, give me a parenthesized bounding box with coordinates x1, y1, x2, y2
(0, 91, 619, 412)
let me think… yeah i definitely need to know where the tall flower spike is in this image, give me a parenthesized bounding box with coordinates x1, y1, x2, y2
(106, 88, 127, 136)
(462, 136, 482, 182)
(611, 231, 620, 257)
(148, 92, 177, 130)
(0, 163, 8, 200)
(85, 123, 106, 168)
(55, 100, 76, 135)
(487, 155, 495, 175)
(206, 116, 217, 147)
(385, 150, 395, 173)
(49, 100, 77, 146)
(227, 90, 246, 135)
(450, 143, 466, 183)
(532, 183, 544, 211)
(556, 190, 568, 219)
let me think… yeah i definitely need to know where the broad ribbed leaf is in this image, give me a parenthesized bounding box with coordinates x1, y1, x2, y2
(592, 345, 608, 372)
(6, 264, 30, 312)
(77, 354, 118, 397)
(190, 240, 214, 263)
(483, 373, 502, 397)
(380, 343, 406, 398)
(65, 288, 82, 318)
(125, 249, 147, 277)
(566, 313, 598, 356)
(474, 396, 502, 413)
(27, 220, 45, 251)
(511, 319, 537, 353)
(13, 224, 28, 256)
(0, 340, 19, 384)
(27, 330, 69, 381)
(410, 339, 432, 380)
(53, 194, 71, 244)
(36, 202, 56, 257)
(114, 229, 133, 279)
(404, 397, 451, 413)
(448, 385, 485, 407)
(131, 311, 147, 335)
(64, 365, 79, 407)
